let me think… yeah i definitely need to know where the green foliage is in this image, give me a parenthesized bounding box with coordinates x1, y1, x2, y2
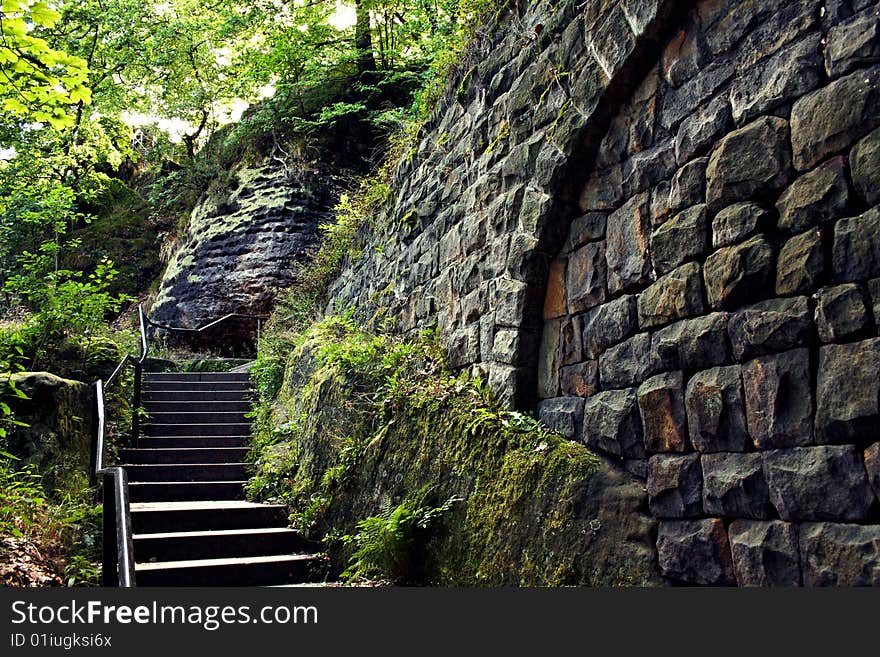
(342, 490, 460, 583)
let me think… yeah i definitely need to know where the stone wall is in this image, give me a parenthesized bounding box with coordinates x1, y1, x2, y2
(537, 0, 880, 585)
(326, 0, 880, 584)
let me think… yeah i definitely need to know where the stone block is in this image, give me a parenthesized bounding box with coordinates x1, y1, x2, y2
(685, 365, 752, 452)
(657, 519, 737, 586)
(865, 442, 880, 499)
(825, 8, 880, 78)
(652, 313, 731, 371)
(706, 116, 793, 213)
(637, 262, 705, 330)
(763, 446, 876, 521)
(832, 208, 880, 283)
(583, 388, 645, 459)
(542, 258, 566, 320)
(776, 156, 850, 233)
(581, 295, 638, 359)
(675, 94, 732, 164)
(606, 193, 653, 294)
(647, 453, 703, 518)
(537, 317, 561, 400)
(563, 212, 607, 253)
(537, 397, 585, 441)
(790, 65, 880, 170)
(661, 61, 734, 131)
(668, 158, 708, 212)
(850, 127, 880, 205)
(491, 328, 521, 365)
(729, 34, 823, 125)
(815, 337, 880, 443)
(727, 297, 813, 361)
(776, 229, 825, 295)
(704, 235, 774, 310)
(702, 452, 773, 519)
(728, 520, 802, 586)
(651, 205, 709, 275)
(560, 361, 598, 398)
(800, 523, 880, 586)
(742, 349, 813, 448)
(598, 332, 658, 390)
(559, 316, 581, 367)
(566, 241, 607, 314)
(814, 283, 871, 342)
(638, 371, 689, 453)
(711, 202, 769, 249)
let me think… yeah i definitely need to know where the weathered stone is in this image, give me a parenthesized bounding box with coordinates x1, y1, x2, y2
(637, 262, 705, 329)
(763, 446, 876, 521)
(560, 360, 598, 398)
(563, 212, 607, 253)
(668, 158, 708, 212)
(776, 229, 825, 295)
(542, 258, 566, 320)
(675, 94, 732, 164)
(662, 19, 708, 87)
(742, 348, 814, 448)
(833, 208, 880, 282)
(702, 452, 773, 519)
(816, 337, 880, 443)
(537, 397, 585, 441)
(649, 179, 675, 226)
(790, 65, 880, 170)
(565, 241, 606, 313)
(623, 141, 677, 197)
(711, 202, 769, 248)
(729, 34, 823, 124)
(606, 193, 653, 294)
(623, 459, 647, 480)
(865, 442, 880, 500)
(583, 388, 645, 459)
(581, 295, 638, 359)
(537, 317, 561, 399)
(652, 313, 731, 371)
(638, 371, 689, 454)
(825, 8, 880, 78)
(647, 453, 703, 518)
(651, 205, 709, 275)
(579, 167, 623, 212)
(657, 519, 737, 586)
(706, 116, 793, 212)
(661, 61, 734, 131)
(704, 235, 775, 310)
(491, 328, 521, 365)
(728, 520, 802, 586)
(598, 332, 658, 390)
(850, 127, 880, 205)
(814, 283, 871, 342)
(777, 157, 850, 234)
(727, 297, 813, 361)
(800, 523, 880, 586)
(871, 278, 880, 323)
(685, 365, 752, 453)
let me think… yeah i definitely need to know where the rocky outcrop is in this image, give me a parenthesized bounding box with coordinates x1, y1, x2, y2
(151, 163, 339, 338)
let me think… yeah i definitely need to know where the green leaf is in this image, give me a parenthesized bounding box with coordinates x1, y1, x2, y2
(29, 2, 62, 28)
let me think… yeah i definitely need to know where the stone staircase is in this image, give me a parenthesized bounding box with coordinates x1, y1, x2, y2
(122, 371, 328, 586)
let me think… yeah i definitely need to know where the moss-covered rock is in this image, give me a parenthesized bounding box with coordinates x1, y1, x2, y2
(248, 319, 659, 586)
(6, 372, 93, 496)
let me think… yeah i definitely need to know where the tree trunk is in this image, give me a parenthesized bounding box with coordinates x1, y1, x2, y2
(354, 0, 376, 74)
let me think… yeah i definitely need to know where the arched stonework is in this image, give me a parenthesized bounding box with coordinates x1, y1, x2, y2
(538, 0, 880, 585)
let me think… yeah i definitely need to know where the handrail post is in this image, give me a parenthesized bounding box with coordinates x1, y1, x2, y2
(101, 471, 118, 586)
(132, 361, 142, 448)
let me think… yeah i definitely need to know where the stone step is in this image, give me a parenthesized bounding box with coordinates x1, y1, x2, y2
(128, 481, 247, 502)
(144, 372, 251, 382)
(147, 411, 250, 424)
(143, 390, 252, 402)
(133, 527, 314, 562)
(121, 447, 250, 464)
(123, 463, 248, 482)
(142, 400, 252, 413)
(130, 501, 289, 534)
(135, 554, 329, 587)
(143, 422, 252, 436)
(143, 381, 252, 392)
(138, 436, 250, 448)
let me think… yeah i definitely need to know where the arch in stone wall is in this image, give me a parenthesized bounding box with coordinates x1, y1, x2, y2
(536, 0, 880, 585)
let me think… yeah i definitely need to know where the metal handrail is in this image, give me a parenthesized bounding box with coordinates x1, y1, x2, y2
(144, 310, 267, 346)
(90, 304, 149, 587)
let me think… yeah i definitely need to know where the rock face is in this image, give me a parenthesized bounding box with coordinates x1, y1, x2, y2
(6, 372, 94, 495)
(151, 163, 338, 341)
